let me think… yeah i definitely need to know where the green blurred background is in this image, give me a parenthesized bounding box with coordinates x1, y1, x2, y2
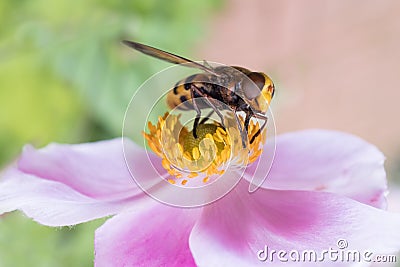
(0, 0, 222, 266)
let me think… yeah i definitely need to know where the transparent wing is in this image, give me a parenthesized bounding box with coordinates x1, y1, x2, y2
(122, 40, 219, 75)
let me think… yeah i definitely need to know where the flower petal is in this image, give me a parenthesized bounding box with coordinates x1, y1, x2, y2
(17, 138, 159, 199)
(0, 138, 164, 226)
(190, 180, 400, 266)
(0, 169, 138, 226)
(245, 130, 387, 208)
(95, 203, 199, 267)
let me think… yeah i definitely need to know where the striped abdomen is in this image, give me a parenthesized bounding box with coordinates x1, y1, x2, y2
(166, 73, 212, 110)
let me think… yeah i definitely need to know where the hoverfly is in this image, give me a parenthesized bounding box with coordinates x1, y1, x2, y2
(122, 40, 275, 148)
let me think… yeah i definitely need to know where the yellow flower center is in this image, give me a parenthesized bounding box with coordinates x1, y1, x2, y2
(143, 112, 266, 186)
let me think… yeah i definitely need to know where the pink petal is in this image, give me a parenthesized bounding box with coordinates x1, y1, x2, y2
(190, 180, 400, 266)
(95, 203, 199, 267)
(245, 130, 387, 208)
(0, 169, 142, 226)
(17, 138, 159, 199)
(0, 138, 164, 226)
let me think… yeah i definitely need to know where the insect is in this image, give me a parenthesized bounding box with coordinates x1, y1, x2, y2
(122, 40, 275, 148)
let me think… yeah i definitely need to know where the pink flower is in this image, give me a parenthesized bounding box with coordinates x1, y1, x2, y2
(1, 129, 400, 266)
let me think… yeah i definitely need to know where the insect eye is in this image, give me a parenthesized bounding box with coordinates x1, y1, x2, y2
(242, 72, 265, 99)
(248, 72, 265, 91)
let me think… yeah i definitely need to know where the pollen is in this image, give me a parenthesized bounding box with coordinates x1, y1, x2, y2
(142, 112, 266, 186)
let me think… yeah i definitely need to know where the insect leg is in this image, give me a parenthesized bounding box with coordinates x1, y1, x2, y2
(252, 112, 268, 121)
(203, 98, 226, 128)
(232, 111, 248, 148)
(249, 114, 268, 144)
(199, 110, 214, 124)
(244, 112, 251, 135)
(189, 85, 202, 139)
(191, 85, 246, 147)
(190, 86, 226, 128)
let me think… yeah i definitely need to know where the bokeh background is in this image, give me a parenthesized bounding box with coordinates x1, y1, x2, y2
(1, 0, 399, 266)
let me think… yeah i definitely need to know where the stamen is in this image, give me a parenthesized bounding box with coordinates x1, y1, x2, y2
(143, 112, 267, 186)
(192, 147, 200, 160)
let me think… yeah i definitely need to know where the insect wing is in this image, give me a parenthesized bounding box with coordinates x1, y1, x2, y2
(122, 40, 218, 75)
